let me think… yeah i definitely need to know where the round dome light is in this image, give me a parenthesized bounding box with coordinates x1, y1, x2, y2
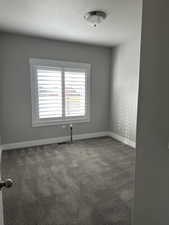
(84, 10, 107, 27)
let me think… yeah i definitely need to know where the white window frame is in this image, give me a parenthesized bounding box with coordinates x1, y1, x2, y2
(30, 58, 91, 127)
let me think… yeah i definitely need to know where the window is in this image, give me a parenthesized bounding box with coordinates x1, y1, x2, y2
(30, 58, 91, 127)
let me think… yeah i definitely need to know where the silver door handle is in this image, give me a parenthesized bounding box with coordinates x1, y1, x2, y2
(0, 179, 13, 190)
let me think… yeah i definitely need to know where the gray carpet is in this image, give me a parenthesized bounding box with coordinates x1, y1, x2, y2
(2, 137, 135, 225)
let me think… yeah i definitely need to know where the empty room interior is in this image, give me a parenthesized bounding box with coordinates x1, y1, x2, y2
(0, 0, 169, 225)
(1, 1, 141, 225)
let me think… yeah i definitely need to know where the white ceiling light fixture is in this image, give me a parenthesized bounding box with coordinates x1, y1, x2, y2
(84, 10, 107, 27)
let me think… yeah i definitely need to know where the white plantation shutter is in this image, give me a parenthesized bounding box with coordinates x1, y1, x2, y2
(37, 68, 62, 119)
(30, 58, 90, 127)
(65, 71, 86, 117)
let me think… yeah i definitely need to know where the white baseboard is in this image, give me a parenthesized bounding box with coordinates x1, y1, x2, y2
(0, 131, 136, 150)
(108, 132, 136, 148)
(1, 131, 109, 150)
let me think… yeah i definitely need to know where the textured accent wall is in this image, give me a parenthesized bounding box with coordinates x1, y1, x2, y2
(110, 39, 141, 142)
(0, 33, 111, 144)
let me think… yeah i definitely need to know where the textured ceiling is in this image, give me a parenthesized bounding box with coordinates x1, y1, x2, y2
(0, 0, 142, 46)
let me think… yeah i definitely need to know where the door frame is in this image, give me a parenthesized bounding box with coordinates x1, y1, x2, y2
(0, 148, 4, 225)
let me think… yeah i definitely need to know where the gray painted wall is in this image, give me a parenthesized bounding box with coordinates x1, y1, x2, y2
(0, 39, 2, 144)
(0, 33, 111, 144)
(110, 39, 141, 142)
(134, 0, 169, 225)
